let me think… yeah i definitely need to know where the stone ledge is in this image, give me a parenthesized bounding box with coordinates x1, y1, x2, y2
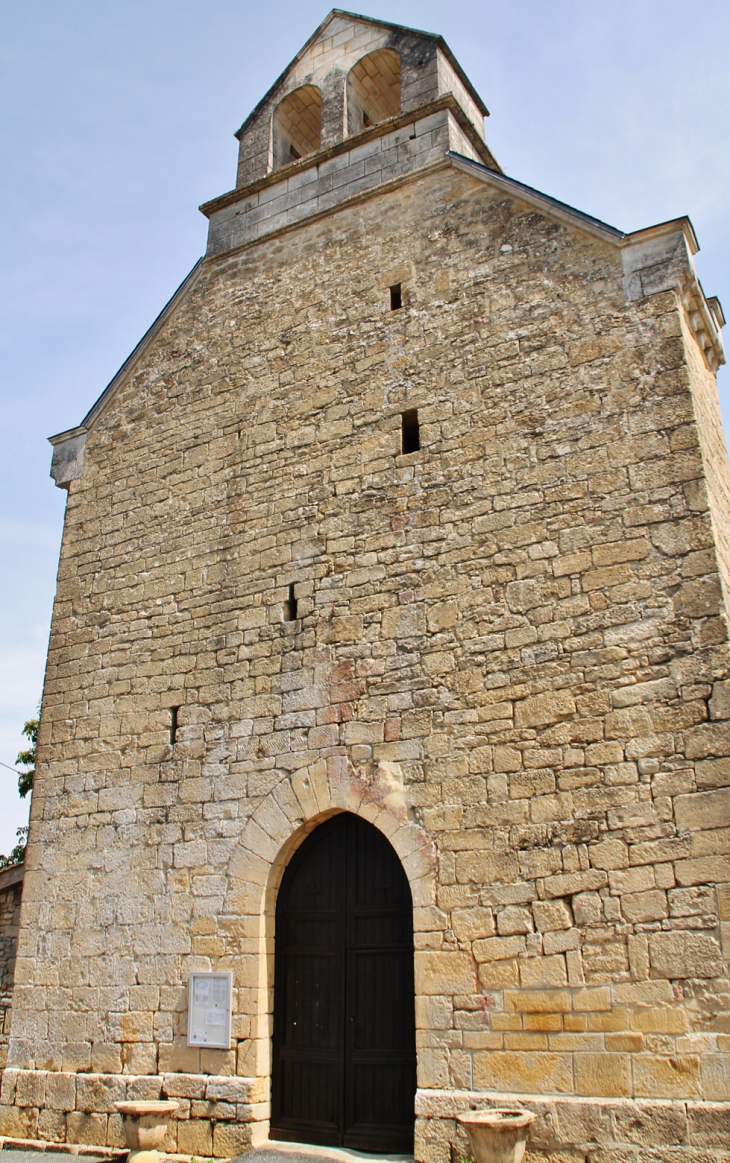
(1, 1070, 259, 1109)
(415, 1089, 730, 1151)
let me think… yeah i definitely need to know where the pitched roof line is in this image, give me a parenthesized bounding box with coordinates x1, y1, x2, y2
(76, 258, 205, 432)
(448, 152, 626, 240)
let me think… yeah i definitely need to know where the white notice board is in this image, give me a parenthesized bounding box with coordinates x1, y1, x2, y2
(187, 972, 233, 1048)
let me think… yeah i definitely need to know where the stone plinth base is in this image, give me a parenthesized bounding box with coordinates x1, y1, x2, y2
(0, 1071, 267, 1159)
(4, 1077, 730, 1163)
(416, 1090, 730, 1163)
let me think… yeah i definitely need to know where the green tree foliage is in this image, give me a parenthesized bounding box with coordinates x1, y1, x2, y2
(0, 712, 38, 869)
(15, 716, 37, 799)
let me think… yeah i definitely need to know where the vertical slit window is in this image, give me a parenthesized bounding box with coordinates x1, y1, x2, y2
(170, 706, 180, 745)
(401, 409, 420, 454)
(390, 283, 402, 311)
(284, 583, 298, 622)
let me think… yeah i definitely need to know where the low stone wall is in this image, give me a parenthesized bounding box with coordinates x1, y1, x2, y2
(4, 1075, 730, 1163)
(0, 1071, 266, 1158)
(417, 1090, 730, 1163)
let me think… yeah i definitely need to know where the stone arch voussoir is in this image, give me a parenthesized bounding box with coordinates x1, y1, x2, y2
(221, 754, 437, 1102)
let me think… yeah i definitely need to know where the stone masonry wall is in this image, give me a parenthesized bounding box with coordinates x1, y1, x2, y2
(0, 874, 22, 1074)
(5, 162, 730, 1160)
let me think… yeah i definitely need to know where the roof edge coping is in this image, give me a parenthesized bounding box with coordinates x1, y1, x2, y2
(74, 258, 204, 435)
(447, 153, 626, 242)
(624, 216, 699, 256)
(49, 424, 89, 447)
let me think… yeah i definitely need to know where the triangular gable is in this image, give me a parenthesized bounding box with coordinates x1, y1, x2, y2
(234, 8, 488, 142)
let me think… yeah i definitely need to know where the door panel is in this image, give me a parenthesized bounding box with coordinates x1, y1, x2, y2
(271, 813, 416, 1152)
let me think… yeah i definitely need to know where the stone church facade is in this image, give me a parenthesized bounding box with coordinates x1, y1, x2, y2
(2, 9, 730, 1162)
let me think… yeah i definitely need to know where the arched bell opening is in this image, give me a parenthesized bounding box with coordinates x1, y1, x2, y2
(271, 84, 322, 170)
(347, 49, 401, 135)
(270, 811, 416, 1153)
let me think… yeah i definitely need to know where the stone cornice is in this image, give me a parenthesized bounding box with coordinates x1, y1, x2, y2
(200, 94, 501, 220)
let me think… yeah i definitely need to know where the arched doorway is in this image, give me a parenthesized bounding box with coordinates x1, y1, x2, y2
(271, 813, 416, 1153)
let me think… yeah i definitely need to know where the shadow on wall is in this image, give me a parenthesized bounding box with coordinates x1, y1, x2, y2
(347, 49, 401, 133)
(271, 85, 323, 170)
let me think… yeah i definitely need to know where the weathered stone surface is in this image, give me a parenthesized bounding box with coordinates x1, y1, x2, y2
(3, 10, 730, 1163)
(649, 931, 724, 978)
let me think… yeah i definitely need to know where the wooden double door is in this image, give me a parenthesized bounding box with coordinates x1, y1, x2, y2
(271, 813, 416, 1153)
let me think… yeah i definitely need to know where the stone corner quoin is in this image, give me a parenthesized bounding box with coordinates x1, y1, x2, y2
(8, 9, 730, 1163)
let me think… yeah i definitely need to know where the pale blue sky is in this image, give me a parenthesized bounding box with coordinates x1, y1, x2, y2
(1, 0, 728, 855)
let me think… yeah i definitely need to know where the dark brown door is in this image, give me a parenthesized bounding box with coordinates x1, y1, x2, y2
(271, 813, 416, 1153)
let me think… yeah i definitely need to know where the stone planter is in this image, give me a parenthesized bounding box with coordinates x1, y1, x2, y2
(457, 1107, 536, 1163)
(114, 1100, 179, 1163)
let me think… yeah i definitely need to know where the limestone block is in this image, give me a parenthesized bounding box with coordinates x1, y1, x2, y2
(0, 1102, 39, 1138)
(473, 1050, 573, 1092)
(415, 951, 476, 995)
(91, 1043, 123, 1074)
(687, 1100, 730, 1146)
(213, 1120, 256, 1156)
(121, 1043, 157, 1074)
(66, 1110, 108, 1144)
(588, 839, 629, 870)
(633, 1054, 701, 1099)
(621, 890, 669, 923)
(497, 906, 534, 935)
(520, 955, 568, 988)
(553, 1098, 612, 1145)
(649, 931, 723, 979)
(675, 856, 730, 885)
(474, 936, 525, 963)
(575, 1053, 631, 1097)
(125, 1076, 163, 1101)
(38, 1107, 67, 1142)
(206, 1076, 254, 1101)
(544, 928, 581, 955)
(504, 990, 571, 1013)
(543, 870, 608, 898)
(0, 1070, 17, 1105)
(572, 988, 611, 1012)
(572, 893, 603, 927)
(45, 1070, 76, 1111)
(15, 1070, 45, 1108)
(611, 1100, 687, 1146)
(451, 907, 495, 942)
(177, 1117, 213, 1154)
(699, 1054, 730, 1101)
(515, 691, 576, 729)
(76, 1073, 126, 1113)
(162, 1072, 207, 1099)
(628, 934, 650, 982)
(427, 601, 459, 632)
(675, 787, 730, 831)
(383, 605, 426, 639)
(478, 960, 520, 989)
(709, 680, 730, 720)
(533, 900, 573, 932)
